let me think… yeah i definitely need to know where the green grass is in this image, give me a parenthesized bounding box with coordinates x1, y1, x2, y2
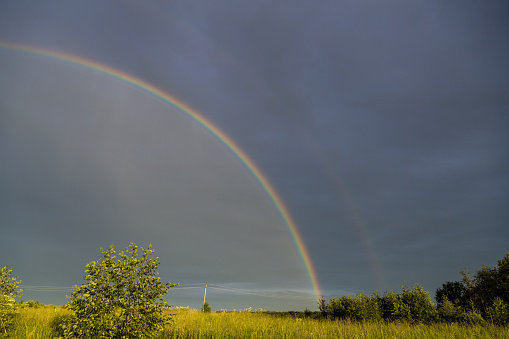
(5, 306, 509, 338)
(6, 305, 69, 338)
(165, 309, 509, 339)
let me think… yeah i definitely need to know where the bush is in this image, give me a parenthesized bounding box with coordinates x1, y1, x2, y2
(201, 302, 211, 313)
(328, 295, 360, 320)
(61, 243, 177, 338)
(327, 293, 381, 321)
(0, 266, 23, 336)
(399, 284, 438, 323)
(489, 297, 509, 326)
(436, 252, 509, 321)
(26, 300, 42, 308)
(0, 301, 17, 337)
(458, 307, 485, 325)
(357, 294, 381, 321)
(438, 297, 462, 323)
(377, 290, 408, 321)
(325, 284, 437, 323)
(318, 296, 328, 317)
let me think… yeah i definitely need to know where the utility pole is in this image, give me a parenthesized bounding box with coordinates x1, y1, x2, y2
(203, 283, 207, 306)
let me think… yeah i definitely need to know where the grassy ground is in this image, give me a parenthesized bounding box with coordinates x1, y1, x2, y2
(5, 305, 69, 338)
(5, 306, 509, 338)
(165, 309, 509, 339)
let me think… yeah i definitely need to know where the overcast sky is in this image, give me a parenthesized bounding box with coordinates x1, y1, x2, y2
(1, 0, 508, 311)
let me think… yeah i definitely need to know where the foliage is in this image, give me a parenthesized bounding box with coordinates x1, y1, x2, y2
(379, 289, 416, 321)
(437, 297, 485, 325)
(7, 305, 70, 338)
(201, 302, 211, 313)
(437, 297, 462, 323)
(0, 266, 23, 300)
(489, 297, 509, 326)
(436, 252, 509, 323)
(317, 295, 328, 317)
(61, 243, 177, 338)
(436, 281, 467, 307)
(0, 266, 23, 336)
(324, 284, 436, 323)
(6, 306, 509, 339)
(165, 309, 508, 338)
(21, 300, 43, 308)
(471, 253, 509, 317)
(399, 284, 438, 323)
(328, 293, 381, 321)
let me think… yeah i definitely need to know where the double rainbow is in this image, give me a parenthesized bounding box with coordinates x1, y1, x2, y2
(0, 42, 321, 300)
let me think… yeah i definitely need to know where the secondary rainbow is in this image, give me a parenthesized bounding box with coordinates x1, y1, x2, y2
(0, 42, 321, 300)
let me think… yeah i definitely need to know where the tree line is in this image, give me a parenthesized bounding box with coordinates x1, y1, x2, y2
(318, 252, 509, 325)
(2, 246, 508, 337)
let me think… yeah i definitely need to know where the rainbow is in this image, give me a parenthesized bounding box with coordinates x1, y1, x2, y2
(0, 42, 322, 300)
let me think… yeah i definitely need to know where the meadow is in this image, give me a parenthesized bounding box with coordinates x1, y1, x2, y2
(5, 305, 509, 339)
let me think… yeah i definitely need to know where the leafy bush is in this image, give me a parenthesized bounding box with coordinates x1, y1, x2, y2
(331, 294, 381, 321)
(457, 305, 485, 325)
(436, 281, 467, 307)
(328, 296, 354, 320)
(25, 300, 42, 308)
(50, 310, 73, 337)
(437, 296, 486, 325)
(61, 243, 177, 338)
(489, 297, 509, 326)
(377, 290, 409, 321)
(0, 300, 17, 337)
(436, 252, 509, 322)
(201, 302, 211, 313)
(357, 294, 382, 321)
(324, 284, 436, 323)
(399, 284, 438, 323)
(318, 296, 328, 317)
(329, 292, 392, 322)
(0, 266, 23, 336)
(438, 297, 462, 323)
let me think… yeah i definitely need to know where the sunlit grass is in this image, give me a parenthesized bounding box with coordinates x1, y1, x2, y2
(6, 306, 509, 338)
(164, 309, 509, 339)
(7, 305, 69, 338)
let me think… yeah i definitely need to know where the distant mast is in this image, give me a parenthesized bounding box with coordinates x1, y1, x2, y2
(203, 283, 207, 306)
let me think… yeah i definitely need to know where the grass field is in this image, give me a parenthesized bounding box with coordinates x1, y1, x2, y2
(5, 306, 509, 338)
(6, 305, 69, 338)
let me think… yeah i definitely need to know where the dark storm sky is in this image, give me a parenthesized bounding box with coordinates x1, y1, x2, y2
(1, 1, 508, 310)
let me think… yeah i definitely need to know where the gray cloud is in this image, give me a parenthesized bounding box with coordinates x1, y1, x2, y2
(1, 0, 508, 309)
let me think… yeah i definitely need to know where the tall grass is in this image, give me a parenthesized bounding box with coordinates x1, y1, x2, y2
(6, 305, 69, 339)
(164, 309, 509, 339)
(6, 306, 509, 338)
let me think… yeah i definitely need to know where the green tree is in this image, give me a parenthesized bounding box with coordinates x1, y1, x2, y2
(0, 266, 23, 335)
(201, 302, 211, 313)
(435, 281, 467, 307)
(318, 295, 328, 317)
(62, 243, 178, 338)
(472, 253, 509, 314)
(435, 252, 509, 322)
(457, 253, 509, 319)
(325, 285, 436, 323)
(437, 296, 462, 323)
(399, 284, 438, 323)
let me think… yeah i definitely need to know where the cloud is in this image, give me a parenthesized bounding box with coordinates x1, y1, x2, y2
(1, 0, 508, 309)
